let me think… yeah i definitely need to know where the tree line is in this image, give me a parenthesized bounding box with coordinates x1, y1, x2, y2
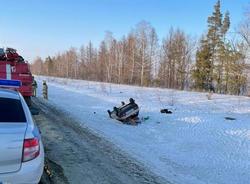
(31, 0, 249, 95)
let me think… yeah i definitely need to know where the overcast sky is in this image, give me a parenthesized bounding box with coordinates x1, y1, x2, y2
(0, 0, 248, 62)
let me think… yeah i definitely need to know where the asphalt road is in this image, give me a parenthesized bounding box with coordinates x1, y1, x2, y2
(32, 98, 170, 184)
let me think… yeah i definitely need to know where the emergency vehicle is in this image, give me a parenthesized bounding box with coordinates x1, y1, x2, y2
(0, 48, 33, 105)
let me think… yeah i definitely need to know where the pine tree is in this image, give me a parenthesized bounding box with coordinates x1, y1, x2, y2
(217, 11, 230, 93)
(207, 0, 222, 47)
(192, 38, 213, 90)
(192, 0, 239, 93)
(221, 11, 230, 36)
(207, 0, 223, 92)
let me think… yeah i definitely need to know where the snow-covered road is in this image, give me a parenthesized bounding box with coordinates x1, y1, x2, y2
(36, 76, 250, 184)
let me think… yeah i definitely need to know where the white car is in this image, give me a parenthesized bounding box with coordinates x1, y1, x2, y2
(0, 87, 44, 184)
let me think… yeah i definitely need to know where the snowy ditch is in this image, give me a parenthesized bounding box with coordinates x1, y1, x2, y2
(36, 76, 250, 184)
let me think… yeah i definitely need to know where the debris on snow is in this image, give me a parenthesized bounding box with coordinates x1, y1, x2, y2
(160, 109, 172, 114)
(225, 117, 236, 121)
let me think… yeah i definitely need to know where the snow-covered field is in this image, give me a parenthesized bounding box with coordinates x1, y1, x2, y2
(36, 76, 250, 184)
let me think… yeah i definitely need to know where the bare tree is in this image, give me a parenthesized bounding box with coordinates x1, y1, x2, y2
(31, 57, 44, 75)
(31, 21, 196, 92)
(135, 21, 157, 86)
(239, 9, 250, 47)
(159, 28, 193, 89)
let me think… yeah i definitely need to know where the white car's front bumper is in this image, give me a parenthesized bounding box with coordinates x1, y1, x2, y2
(0, 142, 44, 184)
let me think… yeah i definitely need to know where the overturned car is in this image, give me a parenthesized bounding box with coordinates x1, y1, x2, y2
(108, 98, 139, 123)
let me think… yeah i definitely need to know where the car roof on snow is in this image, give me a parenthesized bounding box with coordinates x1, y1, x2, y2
(0, 89, 20, 100)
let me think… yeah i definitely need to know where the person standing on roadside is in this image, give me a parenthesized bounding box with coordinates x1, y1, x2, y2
(32, 76, 37, 97)
(42, 80, 48, 100)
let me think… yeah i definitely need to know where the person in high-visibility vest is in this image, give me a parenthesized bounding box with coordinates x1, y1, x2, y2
(42, 80, 48, 100)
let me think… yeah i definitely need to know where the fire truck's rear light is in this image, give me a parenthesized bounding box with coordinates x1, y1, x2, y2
(0, 79, 21, 88)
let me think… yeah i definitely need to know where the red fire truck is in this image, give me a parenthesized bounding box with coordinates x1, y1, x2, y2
(0, 48, 33, 105)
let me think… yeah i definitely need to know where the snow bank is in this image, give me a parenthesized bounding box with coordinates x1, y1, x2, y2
(36, 76, 250, 184)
